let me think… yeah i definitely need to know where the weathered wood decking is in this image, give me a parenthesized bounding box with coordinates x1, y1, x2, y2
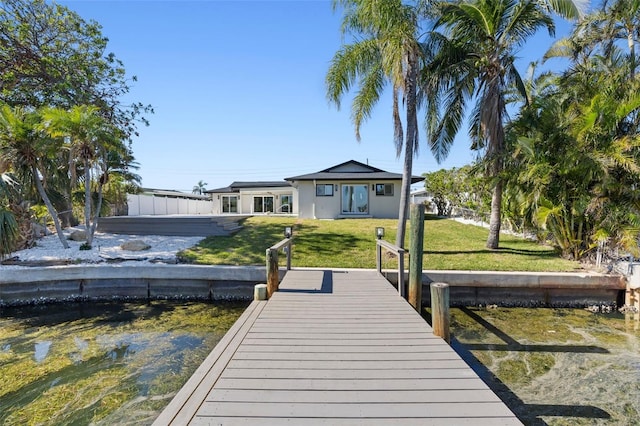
(154, 270, 522, 425)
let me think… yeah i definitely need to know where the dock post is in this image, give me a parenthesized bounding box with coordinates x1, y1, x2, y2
(430, 282, 450, 343)
(408, 203, 424, 311)
(254, 284, 267, 300)
(266, 248, 279, 298)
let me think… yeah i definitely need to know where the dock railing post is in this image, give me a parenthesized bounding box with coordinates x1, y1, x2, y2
(285, 243, 291, 271)
(408, 203, 424, 311)
(430, 282, 450, 343)
(397, 248, 406, 298)
(266, 248, 279, 299)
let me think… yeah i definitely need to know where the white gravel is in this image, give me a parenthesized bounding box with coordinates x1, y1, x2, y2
(1, 227, 205, 268)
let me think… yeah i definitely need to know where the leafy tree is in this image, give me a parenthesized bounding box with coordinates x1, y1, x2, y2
(0, 0, 152, 140)
(327, 0, 424, 248)
(423, 0, 568, 249)
(423, 169, 454, 215)
(0, 0, 152, 228)
(505, 60, 640, 258)
(423, 165, 490, 216)
(0, 104, 68, 248)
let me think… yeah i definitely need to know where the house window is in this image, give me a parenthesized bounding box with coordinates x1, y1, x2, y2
(222, 196, 238, 213)
(281, 194, 292, 213)
(253, 196, 274, 213)
(375, 183, 394, 196)
(316, 184, 334, 196)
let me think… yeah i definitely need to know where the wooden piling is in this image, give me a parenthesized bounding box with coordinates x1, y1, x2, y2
(430, 282, 450, 343)
(408, 204, 424, 311)
(266, 248, 279, 298)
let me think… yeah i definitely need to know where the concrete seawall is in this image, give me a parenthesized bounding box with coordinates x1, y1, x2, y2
(0, 265, 626, 307)
(0, 265, 278, 306)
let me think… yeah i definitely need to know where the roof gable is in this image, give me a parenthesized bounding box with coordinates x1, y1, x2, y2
(320, 160, 385, 174)
(285, 159, 424, 184)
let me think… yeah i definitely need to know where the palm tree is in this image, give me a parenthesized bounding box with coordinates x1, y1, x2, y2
(424, 0, 566, 249)
(575, 0, 640, 79)
(42, 105, 114, 248)
(0, 105, 69, 249)
(326, 0, 424, 248)
(0, 162, 19, 258)
(192, 180, 208, 195)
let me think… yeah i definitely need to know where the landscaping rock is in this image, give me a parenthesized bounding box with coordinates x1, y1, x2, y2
(32, 223, 51, 237)
(121, 240, 151, 252)
(68, 230, 87, 241)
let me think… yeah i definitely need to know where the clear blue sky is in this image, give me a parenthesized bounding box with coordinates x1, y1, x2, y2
(60, 0, 574, 193)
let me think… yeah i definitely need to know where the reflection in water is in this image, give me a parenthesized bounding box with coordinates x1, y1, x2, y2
(446, 307, 640, 425)
(0, 300, 247, 425)
(33, 341, 51, 363)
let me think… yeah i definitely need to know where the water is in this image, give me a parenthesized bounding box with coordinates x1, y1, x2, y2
(446, 307, 640, 425)
(0, 300, 247, 425)
(2, 302, 637, 425)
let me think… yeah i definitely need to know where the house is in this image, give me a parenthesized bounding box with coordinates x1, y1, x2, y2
(207, 181, 295, 215)
(206, 160, 424, 219)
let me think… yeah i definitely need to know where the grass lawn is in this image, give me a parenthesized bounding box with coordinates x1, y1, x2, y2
(178, 216, 580, 272)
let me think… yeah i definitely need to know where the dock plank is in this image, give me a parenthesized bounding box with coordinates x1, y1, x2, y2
(153, 269, 521, 425)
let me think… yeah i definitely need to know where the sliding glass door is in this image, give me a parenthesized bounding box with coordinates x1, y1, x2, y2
(341, 184, 368, 214)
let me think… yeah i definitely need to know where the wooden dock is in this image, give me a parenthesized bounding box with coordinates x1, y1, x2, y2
(153, 269, 521, 425)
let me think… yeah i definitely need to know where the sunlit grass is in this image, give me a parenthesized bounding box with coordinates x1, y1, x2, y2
(178, 215, 579, 272)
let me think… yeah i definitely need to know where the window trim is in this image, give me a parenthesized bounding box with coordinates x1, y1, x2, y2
(221, 195, 238, 213)
(316, 184, 334, 196)
(375, 183, 394, 196)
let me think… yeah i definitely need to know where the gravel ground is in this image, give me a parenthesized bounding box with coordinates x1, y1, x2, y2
(1, 227, 204, 269)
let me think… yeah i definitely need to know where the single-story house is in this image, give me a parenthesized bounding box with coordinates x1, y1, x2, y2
(206, 160, 424, 219)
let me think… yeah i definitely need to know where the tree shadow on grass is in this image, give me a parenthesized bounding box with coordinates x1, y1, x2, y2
(425, 247, 560, 258)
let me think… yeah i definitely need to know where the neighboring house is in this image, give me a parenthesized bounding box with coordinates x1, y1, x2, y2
(206, 181, 295, 215)
(410, 189, 434, 212)
(206, 160, 424, 219)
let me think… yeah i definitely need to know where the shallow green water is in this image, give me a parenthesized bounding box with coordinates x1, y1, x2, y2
(0, 300, 247, 425)
(444, 307, 640, 425)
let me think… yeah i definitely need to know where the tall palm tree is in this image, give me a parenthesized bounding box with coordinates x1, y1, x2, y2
(326, 0, 424, 248)
(424, 0, 562, 249)
(0, 105, 69, 248)
(42, 105, 114, 248)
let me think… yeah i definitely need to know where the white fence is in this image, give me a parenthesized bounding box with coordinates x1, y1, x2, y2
(127, 194, 214, 216)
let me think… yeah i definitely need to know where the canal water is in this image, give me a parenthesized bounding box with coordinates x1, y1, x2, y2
(1, 302, 638, 425)
(0, 301, 247, 425)
(447, 307, 640, 425)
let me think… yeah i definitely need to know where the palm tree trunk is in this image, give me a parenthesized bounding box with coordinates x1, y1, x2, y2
(33, 165, 69, 249)
(84, 159, 93, 247)
(396, 50, 419, 249)
(486, 178, 503, 249)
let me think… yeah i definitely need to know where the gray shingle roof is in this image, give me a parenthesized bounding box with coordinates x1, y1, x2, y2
(285, 160, 424, 183)
(205, 181, 292, 194)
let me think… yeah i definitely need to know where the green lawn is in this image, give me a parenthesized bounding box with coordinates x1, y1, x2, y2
(178, 216, 580, 272)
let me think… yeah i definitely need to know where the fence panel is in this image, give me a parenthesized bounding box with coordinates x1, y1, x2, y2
(126, 194, 214, 216)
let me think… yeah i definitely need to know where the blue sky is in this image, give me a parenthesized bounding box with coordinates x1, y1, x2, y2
(60, 0, 574, 193)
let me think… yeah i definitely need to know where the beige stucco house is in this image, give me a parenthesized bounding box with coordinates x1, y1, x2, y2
(206, 160, 424, 219)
